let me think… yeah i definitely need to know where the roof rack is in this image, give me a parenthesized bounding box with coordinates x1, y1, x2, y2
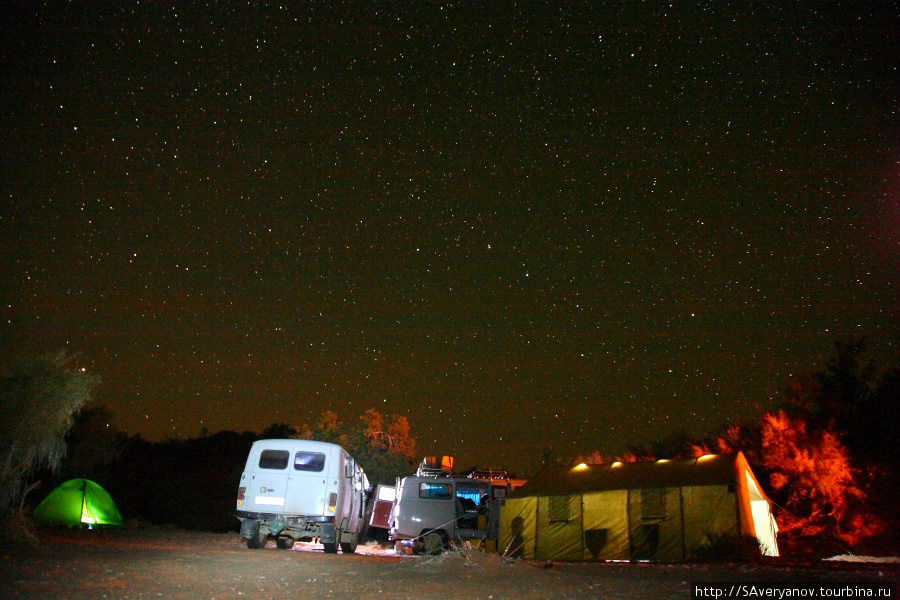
(467, 469, 510, 481)
(415, 455, 455, 477)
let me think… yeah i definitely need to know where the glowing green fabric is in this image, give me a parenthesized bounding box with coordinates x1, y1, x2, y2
(34, 478, 124, 527)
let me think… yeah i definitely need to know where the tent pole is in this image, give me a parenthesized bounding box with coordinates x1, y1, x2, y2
(626, 489, 633, 559)
(580, 493, 584, 559)
(679, 486, 686, 560)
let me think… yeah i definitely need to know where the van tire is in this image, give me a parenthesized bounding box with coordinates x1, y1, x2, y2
(323, 542, 338, 553)
(424, 532, 445, 555)
(246, 529, 267, 549)
(275, 536, 295, 550)
(340, 542, 357, 554)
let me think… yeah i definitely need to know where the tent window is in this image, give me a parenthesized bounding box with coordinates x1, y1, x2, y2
(259, 450, 290, 470)
(548, 496, 570, 522)
(641, 488, 666, 520)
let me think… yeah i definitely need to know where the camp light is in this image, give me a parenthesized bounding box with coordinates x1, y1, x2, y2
(80, 493, 97, 529)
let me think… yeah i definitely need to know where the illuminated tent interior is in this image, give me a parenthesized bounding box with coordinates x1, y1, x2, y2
(500, 452, 778, 561)
(34, 478, 124, 528)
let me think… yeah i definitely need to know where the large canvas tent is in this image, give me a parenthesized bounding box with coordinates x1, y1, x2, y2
(500, 452, 778, 561)
(34, 478, 124, 528)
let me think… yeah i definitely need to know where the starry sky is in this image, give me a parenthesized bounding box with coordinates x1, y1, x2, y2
(1, 2, 897, 475)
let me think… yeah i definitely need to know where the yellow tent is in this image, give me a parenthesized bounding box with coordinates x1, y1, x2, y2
(500, 452, 778, 561)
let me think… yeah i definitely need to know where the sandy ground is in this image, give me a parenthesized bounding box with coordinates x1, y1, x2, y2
(1, 526, 895, 599)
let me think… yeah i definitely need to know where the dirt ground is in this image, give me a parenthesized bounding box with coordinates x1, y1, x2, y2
(1, 526, 895, 600)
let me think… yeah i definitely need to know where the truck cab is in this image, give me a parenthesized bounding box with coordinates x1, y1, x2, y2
(235, 439, 370, 553)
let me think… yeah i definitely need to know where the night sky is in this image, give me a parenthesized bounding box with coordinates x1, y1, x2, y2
(1, 3, 896, 475)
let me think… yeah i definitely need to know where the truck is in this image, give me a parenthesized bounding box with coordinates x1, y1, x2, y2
(235, 439, 370, 553)
(387, 456, 497, 553)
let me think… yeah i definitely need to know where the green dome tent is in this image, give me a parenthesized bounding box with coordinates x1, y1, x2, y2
(34, 478, 124, 528)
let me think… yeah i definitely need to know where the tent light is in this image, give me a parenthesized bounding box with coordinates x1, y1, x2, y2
(81, 495, 96, 524)
(698, 454, 716, 461)
(573, 463, 589, 471)
(656, 459, 670, 463)
(611, 461, 622, 467)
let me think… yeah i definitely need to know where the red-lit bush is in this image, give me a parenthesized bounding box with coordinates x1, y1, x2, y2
(760, 410, 883, 554)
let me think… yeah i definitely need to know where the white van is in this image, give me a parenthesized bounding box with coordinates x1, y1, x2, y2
(236, 439, 370, 552)
(389, 473, 493, 549)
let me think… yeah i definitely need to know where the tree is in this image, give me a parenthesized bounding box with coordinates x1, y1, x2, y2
(298, 408, 418, 487)
(359, 410, 418, 485)
(759, 410, 881, 553)
(766, 339, 898, 553)
(60, 405, 124, 481)
(0, 351, 100, 515)
(575, 450, 607, 465)
(312, 410, 345, 445)
(260, 422, 297, 439)
(384, 413, 418, 463)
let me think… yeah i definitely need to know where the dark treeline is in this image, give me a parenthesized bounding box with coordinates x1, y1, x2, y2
(7, 339, 897, 556)
(43, 410, 418, 533)
(106, 430, 256, 532)
(52, 423, 256, 532)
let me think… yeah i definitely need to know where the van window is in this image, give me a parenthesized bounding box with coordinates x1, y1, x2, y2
(294, 451, 326, 472)
(419, 482, 452, 499)
(259, 450, 290, 469)
(456, 486, 483, 506)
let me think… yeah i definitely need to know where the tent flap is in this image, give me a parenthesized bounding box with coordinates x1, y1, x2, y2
(535, 495, 582, 561)
(581, 490, 629, 560)
(499, 497, 537, 559)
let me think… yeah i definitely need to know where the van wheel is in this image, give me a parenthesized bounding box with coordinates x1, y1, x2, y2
(246, 529, 267, 549)
(340, 542, 357, 554)
(424, 532, 444, 555)
(275, 536, 295, 550)
(322, 542, 338, 553)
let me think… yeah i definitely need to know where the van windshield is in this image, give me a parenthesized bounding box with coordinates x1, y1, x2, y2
(294, 451, 326, 472)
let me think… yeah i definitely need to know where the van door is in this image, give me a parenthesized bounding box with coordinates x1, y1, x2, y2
(369, 485, 395, 529)
(246, 448, 291, 512)
(344, 457, 367, 535)
(284, 449, 330, 516)
(408, 479, 456, 537)
(338, 453, 355, 531)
